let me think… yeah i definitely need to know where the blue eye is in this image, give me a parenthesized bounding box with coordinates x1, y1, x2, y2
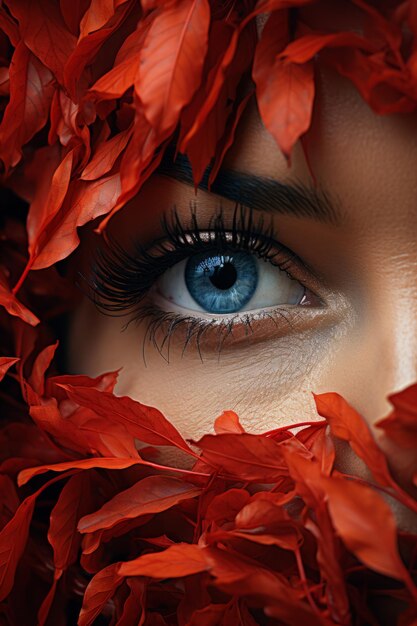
(184, 252, 258, 313)
(156, 249, 306, 315)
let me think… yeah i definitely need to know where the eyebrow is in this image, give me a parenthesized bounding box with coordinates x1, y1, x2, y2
(158, 153, 341, 226)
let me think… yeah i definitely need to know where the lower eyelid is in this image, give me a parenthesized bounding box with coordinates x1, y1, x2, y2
(134, 299, 336, 361)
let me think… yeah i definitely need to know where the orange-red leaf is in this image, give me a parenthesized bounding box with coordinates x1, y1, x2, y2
(48, 473, 93, 571)
(324, 475, 411, 582)
(214, 410, 245, 435)
(0, 494, 36, 600)
(26, 149, 74, 265)
(255, 55, 315, 159)
(281, 31, 374, 64)
(0, 42, 55, 171)
(0, 473, 73, 601)
(78, 562, 124, 626)
(194, 433, 292, 482)
(81, 128, 132, 181)
(31, 173, 121, 270)
(377, 383, 417, 448)
(0, 269, 39, 326)
(78, 475, 201, 533)
(18, 457, 145, 487)
(314, 392, 394, 487)
(116, 578, 145, 626)
(60, 384, 194, 454)
(0, 357, 19, 382)
(118, 543, 209, 578)
(28, 341, 59, 396)
(5, 0, 76, 83)
(136, 0, 210, 134)
(254, 9, 312, 160)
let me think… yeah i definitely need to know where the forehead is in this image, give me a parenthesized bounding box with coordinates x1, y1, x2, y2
(224, 64, 417, 233)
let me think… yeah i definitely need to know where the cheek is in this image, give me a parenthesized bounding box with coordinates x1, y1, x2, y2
(68, 294, 336, 436)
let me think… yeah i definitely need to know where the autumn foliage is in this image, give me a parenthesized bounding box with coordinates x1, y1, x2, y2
(0, 0, 417, 624)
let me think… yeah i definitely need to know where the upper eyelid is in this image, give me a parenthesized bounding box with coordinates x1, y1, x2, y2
(88, 204, 325, 318)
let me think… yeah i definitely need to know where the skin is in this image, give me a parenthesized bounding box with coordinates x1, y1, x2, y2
(68, 9, 417, 540)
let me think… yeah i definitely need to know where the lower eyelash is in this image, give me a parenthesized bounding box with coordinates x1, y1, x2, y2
(133, 303, 297, 364)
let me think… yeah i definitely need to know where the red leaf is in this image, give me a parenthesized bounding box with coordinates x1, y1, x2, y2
(281, 31, 375, 64)
(255, 32, 315, 159)
(0, 423, 69, 471)
(205, 547, 323, 626)
(207, 90, 253, 188)
(352, 0, 403, 53)
(28, 341, 59, 396)
(181, 23, 255, 186)
(296, 422, 335, 476)
(17, 154, 121, 281)
(48, 369, 120, 397)
(116, 578, 145, 626)
(48, 473, 93, 571)
(377, 383, 417, 448)
(136, 0, 210, 134)
(26, 149, 74, 267)
(254, 10, 301, 159)
(279, 450, 352, 621)
(18, 457, 145, 487)
(29, 370, 141, 459)
(189, 600, 258, 626)
(31, 173, 121, 270)
(78, 475, 201, 533)
(80, 545, 208, 625)
(187, 603, 229, 626)
(0, 269, 39, 326)
(78, 562, 124, 626)
(37, 576, 59, 626)
(63, 1, 132, 98)
(0, 476, 20, 529)
(88, 13, 154, 100)
(0, 472, 73, 601)
(60, 0, 90, 35)
(5, 0, 76, 83)
(194, 433, 302, 482)
(79, 0, 126, 37)
(0, 357, 19, 383)
(118, 543, 209, 578)
(313, 392, 394, 487)
(81, 128, 132, 181)
(0, 42, 55, 171)
(75, 417, 140, 458)
(0, 5, 19, 46)
(205, 489, 251, 526)
(214, 410, 245, 435)
(324, 474, 413, 582)
(233, 499, 301, 551)
(89, 54, 138, 99)
(59, 384, 194, 455)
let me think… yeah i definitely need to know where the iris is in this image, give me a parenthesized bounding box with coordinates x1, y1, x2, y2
(184, 251, 258, 313)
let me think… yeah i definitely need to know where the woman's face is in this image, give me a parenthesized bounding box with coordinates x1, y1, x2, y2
(68, 60, 417, 496)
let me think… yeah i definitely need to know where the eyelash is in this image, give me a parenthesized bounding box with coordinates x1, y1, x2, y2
(87, 205, 315, 360)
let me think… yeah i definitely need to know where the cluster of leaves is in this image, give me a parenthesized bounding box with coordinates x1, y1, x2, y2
(0, 0, 415, 319)
(0, 341, 416, 625)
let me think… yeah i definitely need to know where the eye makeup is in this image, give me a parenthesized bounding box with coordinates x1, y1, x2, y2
(86, 204, 326, 360)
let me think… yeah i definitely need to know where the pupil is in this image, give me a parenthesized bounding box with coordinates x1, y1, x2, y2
(209, 261, 237, 290)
